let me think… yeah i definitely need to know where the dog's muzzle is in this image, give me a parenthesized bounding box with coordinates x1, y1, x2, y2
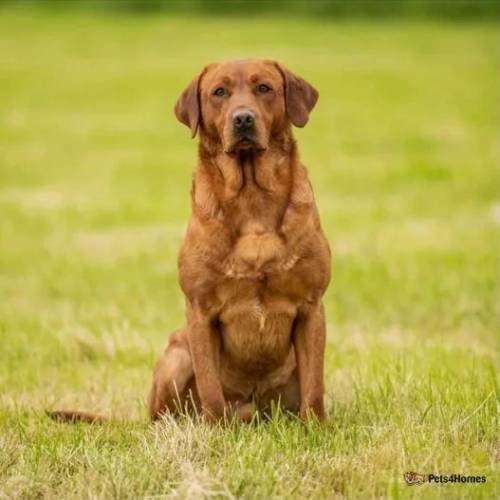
(233, 109, 255, 136)
(226, 108, 265, 154)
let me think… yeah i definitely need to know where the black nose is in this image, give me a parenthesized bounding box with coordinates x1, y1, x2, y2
(233, 109, 255, 133)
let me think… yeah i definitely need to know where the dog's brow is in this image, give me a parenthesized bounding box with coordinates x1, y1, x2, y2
(249, 74, 261, 83)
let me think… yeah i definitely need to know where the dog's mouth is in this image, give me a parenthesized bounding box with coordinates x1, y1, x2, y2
(225, 136, 267, 155)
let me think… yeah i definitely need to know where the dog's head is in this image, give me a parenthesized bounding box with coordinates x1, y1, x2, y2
(174, 59, 318, 154)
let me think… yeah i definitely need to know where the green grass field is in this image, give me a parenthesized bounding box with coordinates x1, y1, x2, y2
(0, 7, 498, 499)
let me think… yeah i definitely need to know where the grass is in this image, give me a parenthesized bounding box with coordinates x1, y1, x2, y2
(0, 6, 499, 499)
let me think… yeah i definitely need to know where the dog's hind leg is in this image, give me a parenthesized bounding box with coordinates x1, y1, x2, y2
(148, 328, 198, 421)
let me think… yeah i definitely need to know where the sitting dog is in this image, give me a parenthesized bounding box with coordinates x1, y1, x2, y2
(148, 59, 331, 423)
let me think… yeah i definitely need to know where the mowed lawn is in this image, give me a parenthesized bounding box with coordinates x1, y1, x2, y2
(0, 7, 498, 499)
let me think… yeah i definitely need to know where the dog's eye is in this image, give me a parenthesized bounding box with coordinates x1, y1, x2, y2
(257, 84, 272, 94)
(213, 87, 226, 97)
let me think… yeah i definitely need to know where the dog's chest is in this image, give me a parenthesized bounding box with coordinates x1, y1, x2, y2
(218, 156, 291, 232)
(226, 188, 286, 235)
(216, 277, 298, 369)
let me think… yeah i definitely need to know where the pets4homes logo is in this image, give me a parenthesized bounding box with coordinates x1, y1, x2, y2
(404, 471, 487, 486)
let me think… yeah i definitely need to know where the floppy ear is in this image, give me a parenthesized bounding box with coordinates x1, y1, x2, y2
(174, 73, 202, 138)
(275, 63, 319, 127)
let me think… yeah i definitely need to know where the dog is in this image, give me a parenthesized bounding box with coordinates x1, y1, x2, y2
(50, 59, 331, 424)
(147, 59, 331, 423)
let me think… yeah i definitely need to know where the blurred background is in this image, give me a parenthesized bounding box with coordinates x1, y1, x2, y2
(0, 1, 498, 495)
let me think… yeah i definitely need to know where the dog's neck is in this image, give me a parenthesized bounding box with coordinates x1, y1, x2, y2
(192, 129, 298, 234)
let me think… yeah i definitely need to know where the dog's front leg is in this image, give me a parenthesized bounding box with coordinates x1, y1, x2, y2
(187, 304, 227, 423)
(293, 301, 326, 422)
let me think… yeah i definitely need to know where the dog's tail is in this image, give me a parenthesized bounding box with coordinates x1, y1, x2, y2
(47, 409, 109, 424)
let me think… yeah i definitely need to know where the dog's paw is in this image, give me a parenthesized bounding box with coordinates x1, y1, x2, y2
(299, 402, 326, 423)
(235, 402, 255, 423)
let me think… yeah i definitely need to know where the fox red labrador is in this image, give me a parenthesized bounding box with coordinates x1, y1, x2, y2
(148, 58, 331, 423)
(51, 59, 331, 424)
